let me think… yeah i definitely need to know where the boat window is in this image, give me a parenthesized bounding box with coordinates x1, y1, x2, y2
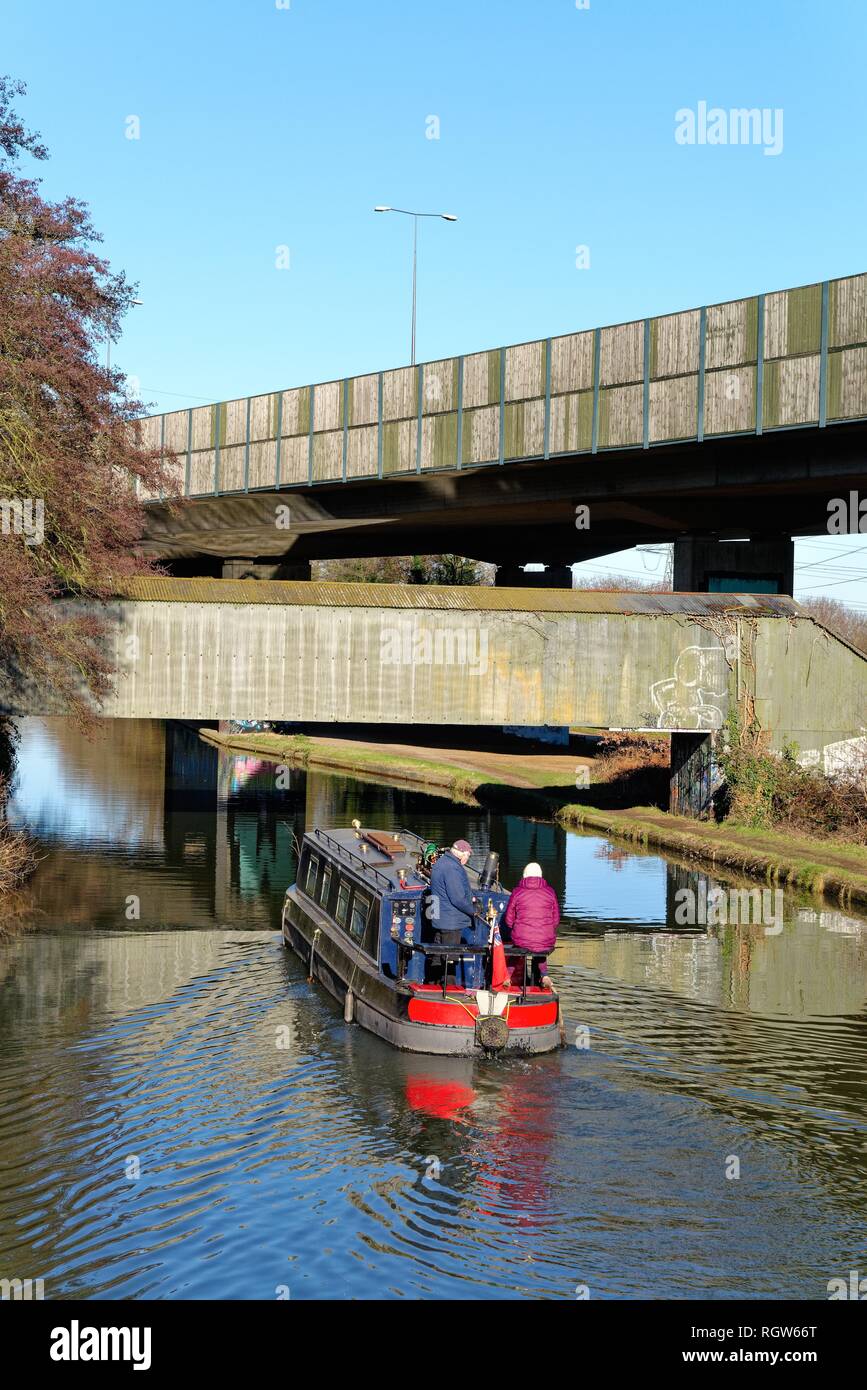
(349, 892, 371, 944)
(320, 866, 332, 908)
(305, 855, 320, 897)
(335, 881, 351, 926)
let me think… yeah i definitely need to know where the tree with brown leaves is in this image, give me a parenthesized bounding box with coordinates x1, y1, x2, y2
(0, 76, 173, 722)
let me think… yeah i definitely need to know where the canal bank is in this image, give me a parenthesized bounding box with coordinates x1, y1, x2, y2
(558, 804, 867, 912)
(0, 826, 35, 931)
(199, 727, 867, 911)
(197, 727, 583, 812)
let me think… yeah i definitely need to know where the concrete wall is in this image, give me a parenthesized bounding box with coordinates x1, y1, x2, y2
(3, 588, 863, 761)
(755, 621, 867, 758)
(5, 600, 730, 725)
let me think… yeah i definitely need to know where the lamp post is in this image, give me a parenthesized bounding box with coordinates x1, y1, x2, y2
(374, 207, 457, 365)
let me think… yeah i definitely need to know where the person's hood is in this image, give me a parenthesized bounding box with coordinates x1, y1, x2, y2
(519, 876, 547, 888)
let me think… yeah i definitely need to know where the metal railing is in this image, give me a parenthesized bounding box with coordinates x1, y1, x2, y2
(139, 274, 867, 506)
(310, 829, 393, 890)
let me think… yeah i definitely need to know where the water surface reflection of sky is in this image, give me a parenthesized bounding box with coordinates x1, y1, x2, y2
(564, 833, 667, 925)
(9, 720, 157, 849)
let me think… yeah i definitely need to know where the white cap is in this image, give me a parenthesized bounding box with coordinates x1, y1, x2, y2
(523, 862, 543, 878)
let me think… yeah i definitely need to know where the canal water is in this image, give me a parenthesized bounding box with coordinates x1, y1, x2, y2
(1, 718, 866, 1300)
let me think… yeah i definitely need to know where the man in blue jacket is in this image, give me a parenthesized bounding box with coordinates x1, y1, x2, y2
(429, 839, 477, 953)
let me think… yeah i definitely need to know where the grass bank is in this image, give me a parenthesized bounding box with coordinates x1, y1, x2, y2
(558, 803, 867, 912)
(199, 728, 581, 812)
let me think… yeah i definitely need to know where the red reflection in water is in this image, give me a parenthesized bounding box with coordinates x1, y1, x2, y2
(405, 1076, 477, 1122)
(472, 1074, 556, 1228)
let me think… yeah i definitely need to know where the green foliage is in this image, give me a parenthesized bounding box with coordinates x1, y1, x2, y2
(428, 554, 479, 586)
(716, 708, 867, 840)
(313, 555, 494, 586)
(716, 708, 790, 828)
(282, 734, 312, 765)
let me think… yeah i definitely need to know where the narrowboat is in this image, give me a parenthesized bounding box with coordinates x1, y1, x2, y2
(281, 824, 563, 1056)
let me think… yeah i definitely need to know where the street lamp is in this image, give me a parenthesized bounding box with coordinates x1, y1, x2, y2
(374, 207, 457, 365)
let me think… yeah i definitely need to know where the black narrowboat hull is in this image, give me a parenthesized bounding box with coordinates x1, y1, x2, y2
(282, 888, 562, 1057)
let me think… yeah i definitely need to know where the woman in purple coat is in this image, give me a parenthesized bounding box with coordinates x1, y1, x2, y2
(503, 862, 559, 989)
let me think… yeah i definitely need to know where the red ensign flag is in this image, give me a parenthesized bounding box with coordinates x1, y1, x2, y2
(490, 922, 510, 992)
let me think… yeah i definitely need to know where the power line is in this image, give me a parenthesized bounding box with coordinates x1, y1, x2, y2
(796, 565, 867, 578)
(799, 597, 867, 614)
(796, 539, 858, 550)
(795, 543, 867, 571)
(797, 572, 867, 593)
(797, 568, 867, 581)
(576, 545, 867, 583)
(141, 387, 216, 402)
(572, 560, 648, 574)
(572, 562, 666, 581)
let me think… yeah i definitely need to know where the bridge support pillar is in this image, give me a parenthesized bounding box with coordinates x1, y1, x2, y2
(669, 731, 720, 819)
(221, 558, 312, 581)
(495, 563, 573, 589)
(669, 534, 789, 818)
(672, 536, 794, 595)
(275, 560, 313, 581)
(222, 557, 258, 579)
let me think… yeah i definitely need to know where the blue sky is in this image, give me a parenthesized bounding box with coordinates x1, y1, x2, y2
(5, 0, 867, 603)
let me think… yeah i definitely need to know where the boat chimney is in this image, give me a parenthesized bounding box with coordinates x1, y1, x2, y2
(478, 851, 500, 889)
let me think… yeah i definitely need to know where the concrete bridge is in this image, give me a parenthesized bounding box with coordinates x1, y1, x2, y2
(3, 582, 864, 775)
(138, 272, 867, 589)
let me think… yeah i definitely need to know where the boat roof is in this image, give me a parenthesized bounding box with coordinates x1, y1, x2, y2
(303, 827, 497, 895)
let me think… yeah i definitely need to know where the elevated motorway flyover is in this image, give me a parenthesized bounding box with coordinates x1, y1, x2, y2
(137, 273, 867, 587)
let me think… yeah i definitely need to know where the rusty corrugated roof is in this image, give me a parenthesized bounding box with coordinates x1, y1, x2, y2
(110, 577, 806, 617)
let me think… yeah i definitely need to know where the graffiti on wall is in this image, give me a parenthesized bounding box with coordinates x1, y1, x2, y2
(799, 733, 867, 779)
(650, 644, 730, 731)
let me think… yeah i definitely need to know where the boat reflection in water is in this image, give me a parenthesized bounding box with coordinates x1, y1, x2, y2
(398, 1050, 479, 1122)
